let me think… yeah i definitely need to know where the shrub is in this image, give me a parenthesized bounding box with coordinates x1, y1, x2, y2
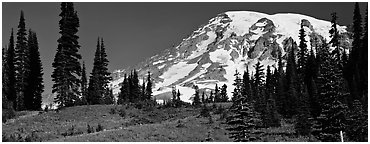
(119, 109, 126, 117)
(87, 124, 94, 133)
(96, 123, 104, 132)
(200, 104, 211, 118)
(109, 107, 117, 115)
(61, 125, 83, 137)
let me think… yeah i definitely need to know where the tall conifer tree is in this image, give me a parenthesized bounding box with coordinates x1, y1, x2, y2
(14, 11, 29, 110)
(52, 2, 82, 108)
(25, 30, 44, 110)
(6, 29, 17, 110)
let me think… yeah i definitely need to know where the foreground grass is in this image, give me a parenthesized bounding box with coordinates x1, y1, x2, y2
(53, 114, 232, 142)
(2, 102, 319, 142)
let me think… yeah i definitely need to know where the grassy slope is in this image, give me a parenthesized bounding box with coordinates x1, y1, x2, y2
(2, 102, 318, 142)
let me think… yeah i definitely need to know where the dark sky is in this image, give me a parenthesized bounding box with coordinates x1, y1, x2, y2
(2, 2, 367, 96)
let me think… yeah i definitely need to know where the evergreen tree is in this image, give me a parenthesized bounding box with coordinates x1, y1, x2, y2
(192, 85, 201, 106)
(103, 88, 114, 104)
(80, 61, 88, 105)
(3, 46, 9, 106)
(265, 65, 273, 100)
(2, 46, 15, 121)
(360, 9, 368, 108)
(99, 38, 112, 101)
(265, 98, 280, 128)
(220, 84, 228, 102)
(6, 29, 17, 110)
(313, 41, 349, 142)
(329, 12, 341, 62)
(346, 100, 367, 142)
(232, 70, 242, 103)
(306, 48, 320, 117)
(226, 93, 263, 142)
(214, 84, 220, 102)
(295, 85, 312, 136)
(297, 25, 308, 76)
(141, 79, 146, 101)
(201, 91, 205, 103)
(242, 68, 252, 101)
(209, 91, 214, 103)
(275, 53, 286, 115)
(131, 70, 140, 102)
(87, 38, 103, 104)
(145, 71, 153, 100)
(14, 11, 29, 111)
(284, 41, 299, 118)
(252, 61, 265, 114)
(118, 74, 129, 104)
(172, 86, 177, 102)
(52, 2, 82, 108)
(24, 30, 43, 110)
(177, 89, 181, 101)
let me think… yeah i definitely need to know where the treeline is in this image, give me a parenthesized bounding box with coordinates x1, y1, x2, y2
(2, 10, 44, 118)
(223, 3, 367, 142)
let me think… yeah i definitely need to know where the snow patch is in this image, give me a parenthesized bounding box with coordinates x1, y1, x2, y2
(157, 62, 198, 88)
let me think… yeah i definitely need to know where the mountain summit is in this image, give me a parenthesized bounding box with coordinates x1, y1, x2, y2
(110, 11, 349, 103)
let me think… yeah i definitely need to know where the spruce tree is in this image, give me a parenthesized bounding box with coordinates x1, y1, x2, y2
(99, 38, 112, 102)
(209, 91, 214, 103)
(14, 11, 29, 111)
(297, 24, 308, 76)
(226, 93, 263, 142)
(141, 79, 146, 101)
(295, 85, 312, 136)
(192, 85, 201, 106)
(80, 61, 88, 105)
(232, 70, 242, 103)
(313, 41, 349, 142)
(220, 84, 228, 102)
(145, 71, 153, 100)
(6, 29, 17, 110)
(275, 53, 286, 115)
(242, 68, 252, 101)
(214, 84, 220, 102)
(346, 100, 367, 142)
(103, 88, 114, 104)
(52, 2, 81, 108)
(131, 70, 140, 102)
(87, 38, 103, 104)
(253, 61, 265, 114)
(118, 74, 129, 104)
(284, 42, 299, 118)
(25, 30, 44, 110)
(329, 12, 341, 62)
(177, 89, 181, 101)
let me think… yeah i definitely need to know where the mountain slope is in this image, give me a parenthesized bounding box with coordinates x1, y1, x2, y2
(110, 11, 350, 103)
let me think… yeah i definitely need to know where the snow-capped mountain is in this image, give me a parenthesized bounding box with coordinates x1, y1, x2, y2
(110, 11, 350, 103)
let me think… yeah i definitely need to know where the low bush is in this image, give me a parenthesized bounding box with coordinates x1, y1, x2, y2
(200, 104, 211, 118)
(87, 124, 94, 133)
(96, 123, 104, 132)
(118, 109, 126, 117)
(61, 125, 83, 137)
(109, 107, 117, 115)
